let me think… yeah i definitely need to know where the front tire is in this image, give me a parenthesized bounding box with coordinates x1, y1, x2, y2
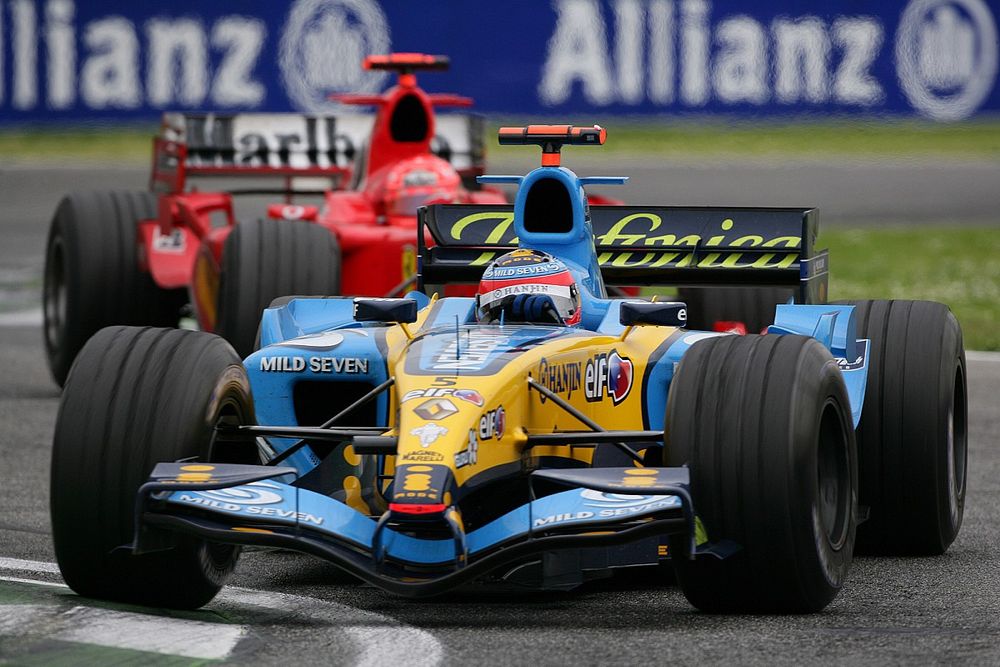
(217, 219, 341, 357)
(50, 326, 256, 609)
(837, 299, 967, 555)
(43, 191, 186, 386)
(665, 334, 857, 613)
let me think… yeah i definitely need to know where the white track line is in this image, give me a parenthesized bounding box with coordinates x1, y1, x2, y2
(221, 587, 444, 667)
(0, 557, 444, 666)
(0, 308, 42, 327)
(0, 557, 58, 573)
(967, 351, 1000, 363)
(58, 606, 247, 660)
(0, 575, 64, 587)
(0, 603, 56, 634)
(0, 572, 248, 660)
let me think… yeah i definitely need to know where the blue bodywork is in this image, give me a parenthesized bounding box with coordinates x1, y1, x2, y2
(162, 476, 683, 565)
(142, 154, 870, 594)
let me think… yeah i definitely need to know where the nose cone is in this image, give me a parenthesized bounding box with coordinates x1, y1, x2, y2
(391, 390, 486, 511)
(389, 462, 453, 513)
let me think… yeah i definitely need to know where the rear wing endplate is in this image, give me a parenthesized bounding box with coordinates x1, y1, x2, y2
(418, 204, 828, 305)
(151, 112, 487, 193)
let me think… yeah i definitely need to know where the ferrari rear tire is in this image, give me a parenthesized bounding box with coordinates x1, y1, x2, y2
(836, 299, 967, 555)
(665, 334, 857, 613)
(51, 326, 256, 609)
(217, 219, 341, 357)
(43, 191, 186, 386)
(677, 286, 792, 333)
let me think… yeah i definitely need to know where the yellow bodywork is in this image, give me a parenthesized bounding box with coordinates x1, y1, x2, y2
(377, 304, 677, 504)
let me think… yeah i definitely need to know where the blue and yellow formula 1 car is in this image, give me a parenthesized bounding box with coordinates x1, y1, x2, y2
(50, 126, 967, 613)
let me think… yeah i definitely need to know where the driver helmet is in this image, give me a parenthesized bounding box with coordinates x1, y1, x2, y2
(476, 249, 581, 326)
(384, 155, 460, 218)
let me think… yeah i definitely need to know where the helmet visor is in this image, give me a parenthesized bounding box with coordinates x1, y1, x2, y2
(477, 283, 578, 325)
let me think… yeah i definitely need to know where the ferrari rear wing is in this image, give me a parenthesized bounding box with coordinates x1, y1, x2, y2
(417, 204, 828, 304)
(151, 112, 487, 193)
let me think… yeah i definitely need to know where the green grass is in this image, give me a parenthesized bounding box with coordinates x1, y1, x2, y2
(609, 119, 1000, 157)
(498, 119, 1000, 159)
(822, 226, 1000, 351)
(0, 126, 155, 161)
(2, 120, 999, 161)
(648, 226, 1000, 350)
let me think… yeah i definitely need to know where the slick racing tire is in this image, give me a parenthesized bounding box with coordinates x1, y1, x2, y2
(50, 326, 257, 609)
(836, 300, 967, 555)
(677, 287, 793, 333)
(665, 334, 857, 613)
(43, 191, 186, 386)
(217, 219, 341, 358)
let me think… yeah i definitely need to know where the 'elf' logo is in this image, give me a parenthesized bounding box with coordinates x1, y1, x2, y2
(584, 350, 633, 405)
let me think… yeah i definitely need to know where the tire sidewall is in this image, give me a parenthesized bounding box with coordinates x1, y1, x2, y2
(43, 199, 91, 381)
(43, 215, 69, 364)
(936, 314, 967, 544)
(794, 362, 858, 596)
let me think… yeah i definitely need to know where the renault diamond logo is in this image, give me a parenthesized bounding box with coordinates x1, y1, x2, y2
(414, 398, 459, 421)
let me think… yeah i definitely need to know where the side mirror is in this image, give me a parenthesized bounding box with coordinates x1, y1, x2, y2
(620, 301, 687, 327)
(353, 298, 418, 324)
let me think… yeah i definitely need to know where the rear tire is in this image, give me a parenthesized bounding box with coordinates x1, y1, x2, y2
(217, 219, 341, 358)
(677, 287, 792, 333)
(836, 299, 967, 555)
(51, 326, 256, 609)
(43, 191, 186, 386)
(665, 334, 857, 613)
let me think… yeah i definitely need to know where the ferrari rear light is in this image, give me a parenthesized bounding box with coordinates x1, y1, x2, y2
(364, 54, 450, 71)
(714, 321, 749, 335)
(266, 204, 319, 221)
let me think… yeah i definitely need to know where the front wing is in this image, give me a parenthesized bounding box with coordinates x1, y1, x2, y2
(134, 463, 698, 597)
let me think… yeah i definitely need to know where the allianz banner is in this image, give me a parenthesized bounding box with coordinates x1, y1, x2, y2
(0, 0, 996, 122)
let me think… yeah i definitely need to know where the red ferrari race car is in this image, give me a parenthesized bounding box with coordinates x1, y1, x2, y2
(42, 54, 507, 385)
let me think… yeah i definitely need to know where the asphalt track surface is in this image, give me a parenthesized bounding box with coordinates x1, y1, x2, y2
(1, 159, 999, 664)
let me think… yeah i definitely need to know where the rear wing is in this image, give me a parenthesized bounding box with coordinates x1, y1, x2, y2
(418, 204, 828, 304)
(151, 112, 487, 193)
